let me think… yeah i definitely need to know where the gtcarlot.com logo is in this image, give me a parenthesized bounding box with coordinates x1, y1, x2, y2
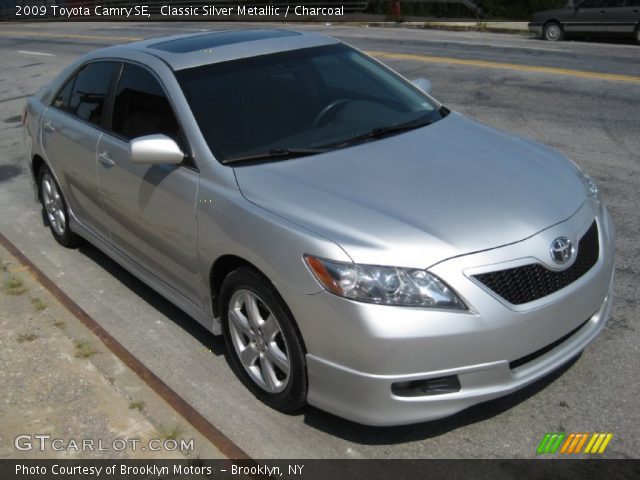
(536, 432, 613, 455)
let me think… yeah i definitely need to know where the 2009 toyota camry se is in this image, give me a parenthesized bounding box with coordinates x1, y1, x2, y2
(23, 29, 614, 426)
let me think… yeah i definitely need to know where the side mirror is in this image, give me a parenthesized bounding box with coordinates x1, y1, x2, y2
(412, 78, 433, 95)
(130, 134, 184, 165)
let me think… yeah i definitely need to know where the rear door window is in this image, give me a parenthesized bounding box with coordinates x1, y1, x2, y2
(54, 61, 119, 128)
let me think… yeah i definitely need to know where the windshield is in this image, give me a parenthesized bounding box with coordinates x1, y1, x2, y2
(176, 43, 444, 163)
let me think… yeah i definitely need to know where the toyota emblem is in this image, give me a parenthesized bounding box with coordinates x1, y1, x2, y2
(550, 237, 575, 265)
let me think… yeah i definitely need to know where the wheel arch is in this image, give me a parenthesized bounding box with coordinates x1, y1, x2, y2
(209, 254, 308, 353)
(543, 19, 563, 31)
(32, 154, 46, 200)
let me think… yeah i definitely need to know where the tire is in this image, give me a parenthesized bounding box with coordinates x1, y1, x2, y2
(635, 25, 640, 45)
(220, 267, 307, 412)
(543, 22, 565, 42)
(38, 166, 82, 248)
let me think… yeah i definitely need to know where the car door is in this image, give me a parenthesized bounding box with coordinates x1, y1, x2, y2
(41, 61, 119, 240)
(570, 0, 612, 33)
(608, 0, 640, 34)
(96, 62, 200, 304)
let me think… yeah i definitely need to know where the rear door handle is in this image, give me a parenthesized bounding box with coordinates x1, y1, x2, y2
(98, 151, 115, 168)
(43, 120, 56, 133)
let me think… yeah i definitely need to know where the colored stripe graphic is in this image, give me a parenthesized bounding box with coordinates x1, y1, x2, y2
(539, 432, 613, 454)
(585, 433, 613, 454)
(537, 433, 552, 454)
(574, 433, 589, 453)
(537, 433, 565, 454)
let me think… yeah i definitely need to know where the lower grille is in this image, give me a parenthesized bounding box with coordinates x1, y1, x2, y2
(474, 221, 599, 305)
(509, 319, 589, 370)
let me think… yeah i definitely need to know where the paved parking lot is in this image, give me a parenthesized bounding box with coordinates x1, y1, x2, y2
(0, 22, 638, 459)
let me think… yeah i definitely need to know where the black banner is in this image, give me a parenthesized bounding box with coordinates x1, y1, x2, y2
(0, 1, 554, 22)
(2, 459, 640, 480)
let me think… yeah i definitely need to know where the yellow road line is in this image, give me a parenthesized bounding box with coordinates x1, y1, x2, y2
(0, 30, 142, 42)
(368, 50, 640, 85)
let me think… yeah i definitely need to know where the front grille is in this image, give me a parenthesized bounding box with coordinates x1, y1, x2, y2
(474, 221, 599, 305)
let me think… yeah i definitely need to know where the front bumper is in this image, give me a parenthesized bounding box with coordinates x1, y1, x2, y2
(528, 22, 544, 36)
(283, 202, 615, 426)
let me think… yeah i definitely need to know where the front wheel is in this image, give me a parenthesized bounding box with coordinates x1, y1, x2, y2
(220, 267, 307, 412)
(543, 22, 565, 41)
(38, 166, 82, 247)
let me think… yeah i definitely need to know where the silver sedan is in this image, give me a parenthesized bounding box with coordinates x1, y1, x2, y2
(23, 29, 615, 426)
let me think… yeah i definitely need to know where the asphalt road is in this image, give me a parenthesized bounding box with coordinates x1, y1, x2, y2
(0, 22, 639, 459)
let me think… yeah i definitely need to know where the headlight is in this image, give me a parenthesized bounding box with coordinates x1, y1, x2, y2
(581, 171, 600, 201)
(304, 255, 466, 309)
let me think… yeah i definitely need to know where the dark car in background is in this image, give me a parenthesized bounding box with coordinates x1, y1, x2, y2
(529, 0, 640, 43)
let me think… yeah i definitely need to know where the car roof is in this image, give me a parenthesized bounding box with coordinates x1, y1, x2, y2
(96, 29, 340, 71)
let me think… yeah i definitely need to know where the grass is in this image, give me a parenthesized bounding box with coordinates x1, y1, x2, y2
(74, 339, 98, 358)
(17, 333, 37, 343)
(31, 297, 47, 312)
(128, 401, 145, 411)
(158, 424, 182, 441)
(4, 276, 27, 295)
(52, 319, 66, 329)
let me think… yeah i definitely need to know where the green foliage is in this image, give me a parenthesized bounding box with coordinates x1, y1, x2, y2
(74, 339, 98, 358)
(129, 401, 145, 411)
(4, 276, 27, 295)
(17, 333, 37, 343)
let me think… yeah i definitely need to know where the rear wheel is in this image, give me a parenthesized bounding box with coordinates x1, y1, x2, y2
(220, 267, 307, 412)
(543, 22, 565, 41)
(38, 166, 82, 247)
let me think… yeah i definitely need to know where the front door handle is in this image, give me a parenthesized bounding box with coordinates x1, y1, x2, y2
(98, 151, 115, 168)
(43, 120, 56, 133)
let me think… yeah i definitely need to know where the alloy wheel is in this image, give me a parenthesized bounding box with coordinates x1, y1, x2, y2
(545, 24, 562, 41)
(227, 289, 291, 393)
(41, 172, 66, 236)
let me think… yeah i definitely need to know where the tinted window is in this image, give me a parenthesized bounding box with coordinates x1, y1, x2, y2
(55, 62, 118, 126)
(53, 78, 74, 111)
(111, 64, 179, 141)
(177, 44, 442, 162)
(579, 0, 618, 7)
(626, 0, 640, 6)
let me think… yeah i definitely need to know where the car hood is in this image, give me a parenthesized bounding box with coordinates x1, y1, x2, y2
(234, 113, 586, 268)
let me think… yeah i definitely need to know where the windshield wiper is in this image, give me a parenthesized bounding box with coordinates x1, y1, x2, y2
(330, 117, 434, 150)
(222, 148, 328, 165)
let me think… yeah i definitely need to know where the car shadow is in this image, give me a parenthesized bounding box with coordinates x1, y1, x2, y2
(77, 242, 225, 356)
(301, 354, 581, 444)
